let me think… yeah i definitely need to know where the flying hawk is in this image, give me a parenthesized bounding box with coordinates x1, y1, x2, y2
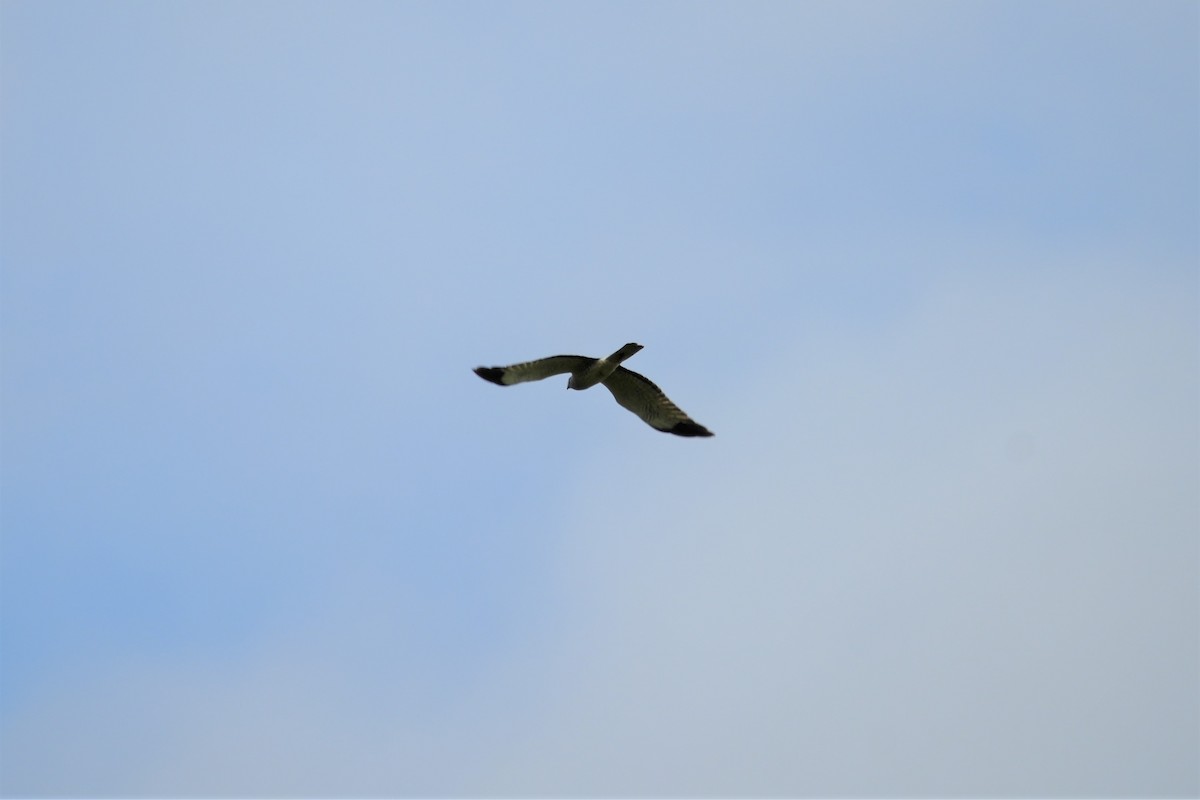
(474, 343, 714, 437)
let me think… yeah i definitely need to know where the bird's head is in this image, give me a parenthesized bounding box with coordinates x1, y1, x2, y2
(567, 374, 581, 390)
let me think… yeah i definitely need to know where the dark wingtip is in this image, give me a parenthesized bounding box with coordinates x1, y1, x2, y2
(666, 421, 714, 437)
(474, 367, 506, 385)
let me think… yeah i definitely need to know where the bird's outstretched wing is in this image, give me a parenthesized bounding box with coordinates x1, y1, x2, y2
(474, 355, 593, 386)
(601, 367, 714, 437)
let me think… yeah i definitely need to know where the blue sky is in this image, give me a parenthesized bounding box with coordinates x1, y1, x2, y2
(1, 1, 1197, 796)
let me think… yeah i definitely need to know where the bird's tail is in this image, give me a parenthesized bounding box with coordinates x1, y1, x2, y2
(608, 342, 643, 364)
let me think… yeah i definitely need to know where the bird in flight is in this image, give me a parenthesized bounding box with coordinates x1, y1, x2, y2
(474, 343, 714, 437)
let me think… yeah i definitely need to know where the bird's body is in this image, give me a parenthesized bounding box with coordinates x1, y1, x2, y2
(566, 342, 642, 390)
(474, 343, 713, 437)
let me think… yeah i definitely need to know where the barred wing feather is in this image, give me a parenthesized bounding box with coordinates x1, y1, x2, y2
(474, 355, 593, 386)
(602, 367, 713, 437)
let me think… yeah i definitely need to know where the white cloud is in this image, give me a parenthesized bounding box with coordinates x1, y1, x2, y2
(479, 253, 1198, 796)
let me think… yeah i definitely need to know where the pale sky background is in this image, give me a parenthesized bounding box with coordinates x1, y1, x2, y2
(1, 1, 1197, 797)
